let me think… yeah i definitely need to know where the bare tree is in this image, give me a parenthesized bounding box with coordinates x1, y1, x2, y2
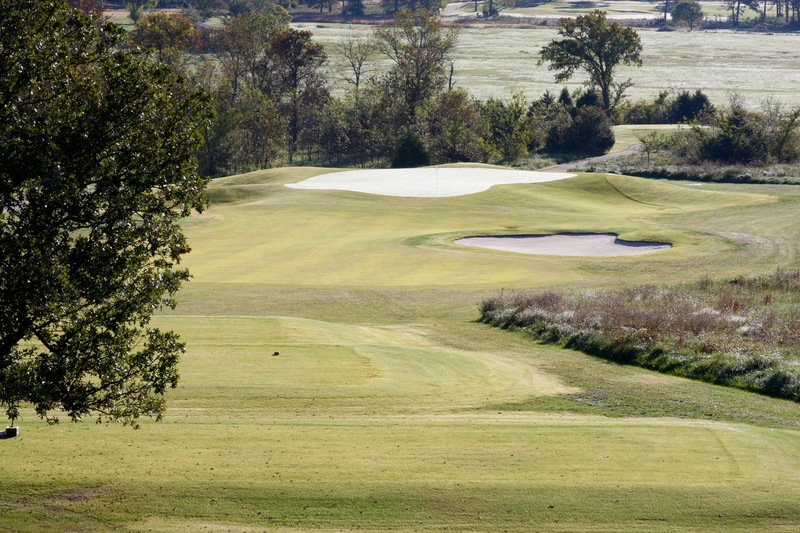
(335, 33, 377, 90)
(373, 9, 460, 120)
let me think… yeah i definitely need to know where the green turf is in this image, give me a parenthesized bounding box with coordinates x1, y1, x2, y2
(3, 166, 800, 531)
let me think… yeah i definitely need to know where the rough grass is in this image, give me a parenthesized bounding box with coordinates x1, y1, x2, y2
(481, 271, 800, 401)
(587, 149, 800, 184)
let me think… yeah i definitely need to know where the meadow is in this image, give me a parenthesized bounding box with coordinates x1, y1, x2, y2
(303, 22, 800, 110)
(465, 0, 735, 21)
(3, 140, 800, 530)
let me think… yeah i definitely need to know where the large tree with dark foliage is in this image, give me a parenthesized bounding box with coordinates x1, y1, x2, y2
(67, 0, 104, 14)
(261, 29, 329, 164)
(0, 1, 211, 427)
(539, 10, 642, 113)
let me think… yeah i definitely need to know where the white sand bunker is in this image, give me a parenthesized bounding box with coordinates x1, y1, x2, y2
(286, 167, 575, 198)
(456, 233, 672, 257)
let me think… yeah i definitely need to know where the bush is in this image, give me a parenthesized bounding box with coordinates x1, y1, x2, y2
(551, 106, 615, 155)
(668, 90, 712, 123)
(478, 94, 533, 162)
(391, 129, 430, 168)
(700, 104, 767, 164)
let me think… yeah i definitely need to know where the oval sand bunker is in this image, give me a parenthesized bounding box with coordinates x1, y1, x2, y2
(456, 233, 671, 257)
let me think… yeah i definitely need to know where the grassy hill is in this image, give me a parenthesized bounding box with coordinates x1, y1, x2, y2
(3, 168, 800, 531)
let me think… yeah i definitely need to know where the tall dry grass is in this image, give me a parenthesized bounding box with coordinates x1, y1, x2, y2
(481, 271, 800, 400)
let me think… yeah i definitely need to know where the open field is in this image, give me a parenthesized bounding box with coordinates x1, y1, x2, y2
(3, 155, 800, 530)
(304, 22, 800, 110)
(461, 0, 735, 20)
(108, 5, 800, 110)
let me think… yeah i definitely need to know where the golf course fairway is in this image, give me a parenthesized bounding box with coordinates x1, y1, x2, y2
(2, 167, 800, 532)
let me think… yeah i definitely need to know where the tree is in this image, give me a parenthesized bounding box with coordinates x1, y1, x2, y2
(126, 0, 159, 23)
(130, 12, 200, 70)
(654, 0, 674, 21)
(483, 0, 514, 17)
(341, 0, 365, 15)
(693, 97, 800, 165)
(261, 29, 329, 163)
(335, 33, 376, 90)
(230, 0, 275, 15)
(382, 0, 445, 15)
(211, 10, 290, 93)
(723, 0, 760, 25)
(538, 10, 643, 113)
(545, 105, 613, 155)
(0, 0, 211, 427)
(67, 0, 105, 14)
(697, 97, 764, 163)
(479, 92, 533, 161)
(422, 89, 482, 163)
(391, 128, 430, 167)
(373, 9, 460, 121)
(672, 0, 704, 29)
(668, 89, 712, 122)
(183, 0, 228, 22)
(308, 0, 334, 12)
(334, 86, 397, 166)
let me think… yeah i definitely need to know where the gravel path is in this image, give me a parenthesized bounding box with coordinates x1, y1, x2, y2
(544, 144, 642, 174)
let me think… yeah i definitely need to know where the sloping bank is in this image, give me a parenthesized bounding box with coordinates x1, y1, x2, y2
(480, 272, 800, 402)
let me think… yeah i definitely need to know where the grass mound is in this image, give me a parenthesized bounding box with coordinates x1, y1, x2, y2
(481, 271, 800, 401)
(206, 167, 342, 205)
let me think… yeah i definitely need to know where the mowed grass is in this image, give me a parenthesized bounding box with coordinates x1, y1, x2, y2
(182, 168, 779, 288)
(3, 168, 800, 531)
(304, 23, 800, 110)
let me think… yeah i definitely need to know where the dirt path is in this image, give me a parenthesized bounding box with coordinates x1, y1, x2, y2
(544, 144, 642, 173)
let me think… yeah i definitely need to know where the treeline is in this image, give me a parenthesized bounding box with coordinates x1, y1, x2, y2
(645, 97, 800, 166)
(126, 7, 628, 176)
(95, 0, 448, 22)
(586, 95, 800, 183)
(119, 4, 800, 177)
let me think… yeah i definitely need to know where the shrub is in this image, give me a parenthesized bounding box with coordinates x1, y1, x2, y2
(479, 271, 800, 403)
(478, 93, 534, 162)
(668, 90, 712, 123)
(391, 129, 430, 168)
(557, 106, 615, 155)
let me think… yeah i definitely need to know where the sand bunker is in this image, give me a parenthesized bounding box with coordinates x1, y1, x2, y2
(456, 233, 672, 257)
(286, 167, 575, 198)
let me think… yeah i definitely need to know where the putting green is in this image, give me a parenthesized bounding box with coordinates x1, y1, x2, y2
(184, 170, 775, 288)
